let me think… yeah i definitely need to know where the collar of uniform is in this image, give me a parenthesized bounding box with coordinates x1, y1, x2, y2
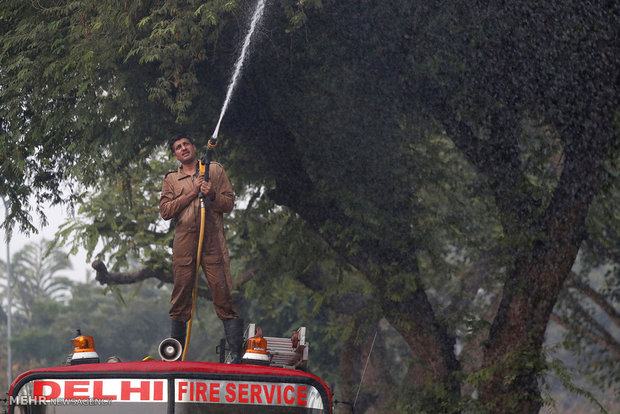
(176, 164, 196, 180)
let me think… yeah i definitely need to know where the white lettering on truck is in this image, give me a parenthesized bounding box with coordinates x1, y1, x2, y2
(18, 378, 323, 408)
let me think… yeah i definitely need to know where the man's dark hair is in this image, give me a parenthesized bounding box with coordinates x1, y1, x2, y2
(168, 134, 194, 153)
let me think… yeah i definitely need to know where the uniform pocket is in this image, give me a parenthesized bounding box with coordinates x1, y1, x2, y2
(204, 254, 222, 265)
(173, 255, 193, 267)
(174, 183, 187, 198)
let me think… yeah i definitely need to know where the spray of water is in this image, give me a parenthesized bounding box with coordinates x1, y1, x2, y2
(211, 0, 267, 141)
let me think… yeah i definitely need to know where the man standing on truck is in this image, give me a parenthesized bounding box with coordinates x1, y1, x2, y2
(159, 134, 244, 363)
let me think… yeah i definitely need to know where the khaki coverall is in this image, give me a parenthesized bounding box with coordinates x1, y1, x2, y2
(159, 162, 239, 322)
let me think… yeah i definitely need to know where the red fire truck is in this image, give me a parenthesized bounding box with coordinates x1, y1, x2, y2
(5, 324, 333, 413)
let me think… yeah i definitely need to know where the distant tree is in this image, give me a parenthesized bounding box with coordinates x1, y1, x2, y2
(8, 279, 186, 376)
(10, 239, 72, 322)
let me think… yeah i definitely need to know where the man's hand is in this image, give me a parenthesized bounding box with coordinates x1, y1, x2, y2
(191, 175, 204, 198)
(200, 179, 215, 200)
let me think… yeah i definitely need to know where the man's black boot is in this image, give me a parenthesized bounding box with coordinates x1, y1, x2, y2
(171, 319, 187, 351)
(222, 318, 245, 364)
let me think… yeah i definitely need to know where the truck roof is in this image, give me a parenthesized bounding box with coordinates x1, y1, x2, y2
(10, 360, 332, 399)
(8, 360, 333, 414)
(15, 359, 320, 375)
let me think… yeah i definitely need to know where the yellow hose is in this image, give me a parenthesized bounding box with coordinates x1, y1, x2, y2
(182, 197, 206, 361)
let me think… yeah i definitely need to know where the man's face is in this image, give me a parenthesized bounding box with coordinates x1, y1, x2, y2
(172, 138, 197, 164)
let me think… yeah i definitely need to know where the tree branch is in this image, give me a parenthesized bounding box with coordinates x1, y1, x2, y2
(565, 273, 620, 329)
(440, 109, 538, 233)
(560, 290, 620, 359)
(550, 312, 620, 360)
(92, 259, 172, 285)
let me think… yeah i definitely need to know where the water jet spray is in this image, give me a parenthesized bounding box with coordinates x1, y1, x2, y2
(209, 0, 267, 148)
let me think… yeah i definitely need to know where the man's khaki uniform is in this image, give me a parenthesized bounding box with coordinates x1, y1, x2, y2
(159, 162, 238, 322)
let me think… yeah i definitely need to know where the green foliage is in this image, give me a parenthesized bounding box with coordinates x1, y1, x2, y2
(226, 189, 370, 382)
(388, 381, 471, 414)
(55, 147, 176, 270)
(6, 279, 177, 372)
(10, 299, 69, 365)
(1, 0, 177, 232)
(544, 355, 609, 414)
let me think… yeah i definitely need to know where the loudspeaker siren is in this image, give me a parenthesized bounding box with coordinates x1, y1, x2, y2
(158, 338, 183, 361)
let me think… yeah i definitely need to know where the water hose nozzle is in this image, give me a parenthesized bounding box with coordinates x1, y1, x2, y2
(208, 136, 218, 149)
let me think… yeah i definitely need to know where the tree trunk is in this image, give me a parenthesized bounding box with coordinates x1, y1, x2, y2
(477, 114, 616, 412)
